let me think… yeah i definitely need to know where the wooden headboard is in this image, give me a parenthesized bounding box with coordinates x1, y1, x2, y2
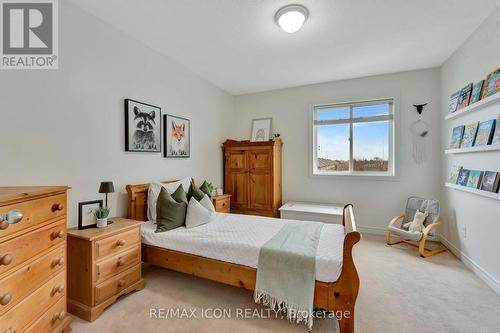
(125, 178, 194, 221)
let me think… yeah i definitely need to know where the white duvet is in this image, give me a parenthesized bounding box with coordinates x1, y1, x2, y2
(141, 213, 345, 283)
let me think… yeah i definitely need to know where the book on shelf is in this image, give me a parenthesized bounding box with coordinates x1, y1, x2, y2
(456, 169, 470, 186)
(481, 68, 500, 100)
(466, 170, 483, 189)
(492, 115, 500, 145)
(460, 122, 478, 148)
(480, 171, 500, 193)
(474, 119, 496, 146)
(447, 166, 462, 184)
(457, 83, 473, 110)
(470, 80, 485, 104)
(449, 125, 465, 149)
(449, 90, 461, 113)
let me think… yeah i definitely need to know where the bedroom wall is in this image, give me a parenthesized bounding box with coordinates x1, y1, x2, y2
(233, 68, 442, 234)
(0, 1, 234, 227)
(440, 7, 500, 294)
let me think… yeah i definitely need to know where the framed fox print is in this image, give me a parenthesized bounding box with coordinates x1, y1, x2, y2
(125, 99, 161, 152)
(164, 114, 190, 158)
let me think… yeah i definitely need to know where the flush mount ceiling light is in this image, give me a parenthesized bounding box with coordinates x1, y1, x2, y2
(275, 4, 309, 33)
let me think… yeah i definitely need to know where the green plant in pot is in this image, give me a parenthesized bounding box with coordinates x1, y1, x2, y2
(94, 207, 110, 228)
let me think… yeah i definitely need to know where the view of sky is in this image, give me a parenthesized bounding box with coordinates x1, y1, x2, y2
(316, 104, 390, 161)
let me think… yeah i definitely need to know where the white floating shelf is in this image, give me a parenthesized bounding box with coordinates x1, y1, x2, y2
(445, 144, 500, 154)
(444, 183, 500, 201)
(445, 93, 500, 121)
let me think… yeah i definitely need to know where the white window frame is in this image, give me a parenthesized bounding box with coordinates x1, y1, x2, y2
(311, 98, 396, 178)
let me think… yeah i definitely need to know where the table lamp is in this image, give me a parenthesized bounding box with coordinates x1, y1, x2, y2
(99, 181, 115, 224)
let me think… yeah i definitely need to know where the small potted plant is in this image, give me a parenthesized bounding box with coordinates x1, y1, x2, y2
(94, 207, 110, 228)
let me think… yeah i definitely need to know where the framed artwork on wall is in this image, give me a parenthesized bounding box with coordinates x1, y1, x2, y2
(78, 200, 103, 230)
(250, 118, 272, 142)
(124, 99, 161, 152)
(164, 114, 190, 158)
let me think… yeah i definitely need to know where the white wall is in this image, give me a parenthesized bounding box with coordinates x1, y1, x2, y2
(440, 7, 500, 293)
(0, 2, 234, 226)
(233, 69, 442, 232)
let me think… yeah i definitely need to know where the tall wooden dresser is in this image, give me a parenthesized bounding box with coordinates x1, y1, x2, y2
(223, 138, 282, 217)
(0, 186, 71, 333)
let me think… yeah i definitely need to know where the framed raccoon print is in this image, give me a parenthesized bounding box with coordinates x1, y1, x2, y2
(164, 114, 190, 158)
(125, 99, 161, 152)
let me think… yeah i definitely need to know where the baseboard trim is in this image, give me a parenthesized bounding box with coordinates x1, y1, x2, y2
(439, 235, 500, 295)
(357, 225, 386, 235)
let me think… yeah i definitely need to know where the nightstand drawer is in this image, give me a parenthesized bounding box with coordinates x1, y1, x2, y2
(95, 246, 140, 282)
(95, 227, 140, 259)
(0, 220, 66, 276)
(0, 245, 65, 316)
(94, 264, 141, 305)
(0, 193, 66, 242)
(0, 271, 65, 333)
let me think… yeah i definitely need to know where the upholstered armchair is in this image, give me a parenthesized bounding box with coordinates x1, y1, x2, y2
(386, 196, 446, 257)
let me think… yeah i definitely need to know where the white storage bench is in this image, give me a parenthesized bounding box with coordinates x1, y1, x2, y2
(279, 201, 344, 224)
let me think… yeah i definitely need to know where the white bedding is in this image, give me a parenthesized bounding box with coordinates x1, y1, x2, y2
(141, 213, 345, 282)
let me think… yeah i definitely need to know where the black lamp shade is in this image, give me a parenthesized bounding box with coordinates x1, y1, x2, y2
(98, 182, 115, 194)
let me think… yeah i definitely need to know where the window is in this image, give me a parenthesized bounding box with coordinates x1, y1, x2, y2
(312, 99, 395, 176)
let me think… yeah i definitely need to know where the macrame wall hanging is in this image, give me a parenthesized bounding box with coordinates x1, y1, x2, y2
(410, 104, 429, 164)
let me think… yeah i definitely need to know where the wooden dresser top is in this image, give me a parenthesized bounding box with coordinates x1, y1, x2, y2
(0, 186, 69, 205)
(67, 218, 143, 241)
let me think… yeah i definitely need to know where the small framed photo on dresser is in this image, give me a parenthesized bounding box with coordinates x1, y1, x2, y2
(78, 200, 103, 230)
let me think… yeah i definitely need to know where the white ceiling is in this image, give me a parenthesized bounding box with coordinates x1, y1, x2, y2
(69, 0, 500, 95)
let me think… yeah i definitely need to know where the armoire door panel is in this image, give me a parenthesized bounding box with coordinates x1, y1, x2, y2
(226, 172, 248, 210)
(249, 150, 272, 171)
(226, 150, 247, 170)
(248, 174, 272, 211)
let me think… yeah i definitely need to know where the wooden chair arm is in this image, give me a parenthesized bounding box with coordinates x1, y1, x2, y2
(422, 221, 442, 236)
(387, 214, 405, 228)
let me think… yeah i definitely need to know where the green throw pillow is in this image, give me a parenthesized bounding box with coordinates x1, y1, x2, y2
(171, 184, 188, 204)
(199, 181, 212, 198)
(155, 186, 187, 233)
(190, 183, 206, 201)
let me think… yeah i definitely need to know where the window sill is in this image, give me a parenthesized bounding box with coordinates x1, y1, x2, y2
(311, 172, 400, 182)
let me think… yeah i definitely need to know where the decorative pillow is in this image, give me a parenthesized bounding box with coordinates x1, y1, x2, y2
(171, 184, 188, 205)
(148, 177, 191, 222)
(199, 181, 213, 198)
(190, 183, 206, 201)
(185, 197, 215, 229)
(155, 187, 187, 233)
(199, 194, 215, 212)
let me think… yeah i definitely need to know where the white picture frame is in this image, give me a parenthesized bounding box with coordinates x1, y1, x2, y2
(251, 118, 272, 142)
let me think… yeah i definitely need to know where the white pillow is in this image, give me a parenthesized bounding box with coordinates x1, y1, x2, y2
(185, 197, 215, 229)
(199, 194, 215, 212)
(147, 177, 192, 222)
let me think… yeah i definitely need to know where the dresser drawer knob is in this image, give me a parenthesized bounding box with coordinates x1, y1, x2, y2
(116, 239, 126, 247)
(0, 292, 12, 305)
(52, 230, 65, 239)
(117, 258, 125, 267)
(52, 203, 64, 212)
(2, 328, 15, 333)
(0, 210, 23, 230)
(52, 257, 65, 267)
(0, 254, 13, 266)
(52, 285, 65, 295)
(118, 279, 126, 287)
(53, 311, 65, 322)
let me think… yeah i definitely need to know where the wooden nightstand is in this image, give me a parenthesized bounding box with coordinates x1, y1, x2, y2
(212, 194, 231, 213)
(66, 218, 144, 322)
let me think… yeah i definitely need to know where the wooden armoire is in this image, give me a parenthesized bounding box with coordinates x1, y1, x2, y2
(223, 138, 282, 217)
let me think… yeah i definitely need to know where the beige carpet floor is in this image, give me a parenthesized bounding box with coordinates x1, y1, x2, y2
(72, 234, 500, 333)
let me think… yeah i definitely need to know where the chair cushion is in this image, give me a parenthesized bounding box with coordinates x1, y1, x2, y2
(402, 197, 440, 236)
(388, 225, 423, 241)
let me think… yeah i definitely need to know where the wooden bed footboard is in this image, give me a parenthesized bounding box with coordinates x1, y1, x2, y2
(127, 181, 361, 333)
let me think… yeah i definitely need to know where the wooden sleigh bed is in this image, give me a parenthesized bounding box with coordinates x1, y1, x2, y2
(126, 180, 361, 333)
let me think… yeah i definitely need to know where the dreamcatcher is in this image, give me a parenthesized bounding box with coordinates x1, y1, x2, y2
(410, 104, 429, 164)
